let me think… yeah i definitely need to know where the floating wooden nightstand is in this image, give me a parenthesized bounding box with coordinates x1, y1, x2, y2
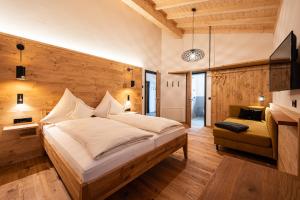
(0, 123, 44, 167)
(3, 123, 39, 136)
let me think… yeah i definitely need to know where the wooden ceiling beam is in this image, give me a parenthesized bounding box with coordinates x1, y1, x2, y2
(122, 0, 184, 38)
(167, 4, 279, 20)
(185, 26, 274, 34)
(155, 0, 210, 10)
(174, 8, 277, 24)
(177, 17, 277, 28)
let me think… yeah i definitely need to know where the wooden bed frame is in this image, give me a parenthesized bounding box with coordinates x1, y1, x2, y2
(43, 132, 188, 200)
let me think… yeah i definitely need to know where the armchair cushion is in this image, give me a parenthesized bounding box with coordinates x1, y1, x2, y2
(229, 105, 266, 119)
(238, 108, 263, 121)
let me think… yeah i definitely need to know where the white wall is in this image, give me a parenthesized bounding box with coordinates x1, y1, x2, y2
(162, 31, 274, 72)
(161, 31, 274, 125)
(272, 0, 300, 113)
(160, 73, 187, 122)
(160, 31, 186, 122)
(0, 0, 161, 70)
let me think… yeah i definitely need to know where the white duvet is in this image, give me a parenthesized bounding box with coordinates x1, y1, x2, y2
(109, 113, 182, 134)
(55, 117, 153, 160)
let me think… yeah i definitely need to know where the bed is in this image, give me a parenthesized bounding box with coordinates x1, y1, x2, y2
(42, 118, 187, 200)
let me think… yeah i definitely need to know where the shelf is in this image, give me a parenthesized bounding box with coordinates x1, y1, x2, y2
(3, 123, 39, 131)
(270, 109, 298, 126)
(168, 59, 269, 74)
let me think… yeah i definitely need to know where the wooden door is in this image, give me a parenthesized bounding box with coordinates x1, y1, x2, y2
(156, 71, 161, 117)
(186, 72, 192, 127)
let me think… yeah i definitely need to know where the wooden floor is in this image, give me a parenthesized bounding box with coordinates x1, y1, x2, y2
(0, 157, 70, 200)
(0, 127, 275, 200)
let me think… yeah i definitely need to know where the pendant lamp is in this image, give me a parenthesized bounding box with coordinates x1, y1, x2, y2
(181, 8, 205, 62)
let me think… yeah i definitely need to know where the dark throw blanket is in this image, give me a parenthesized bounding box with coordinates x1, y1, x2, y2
(215, 121, 249, 133)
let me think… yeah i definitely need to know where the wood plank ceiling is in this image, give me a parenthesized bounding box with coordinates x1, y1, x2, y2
(151, 0, 281, 34)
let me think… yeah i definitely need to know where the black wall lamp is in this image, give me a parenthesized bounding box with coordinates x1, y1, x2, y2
(131, 80, 135, 88)
(127, 68, 135, 88)
(16, 43, 26, 80)
(17, 94, 24, 104)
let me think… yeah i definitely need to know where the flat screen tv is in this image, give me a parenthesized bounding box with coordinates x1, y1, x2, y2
(269, 31, 300, 91)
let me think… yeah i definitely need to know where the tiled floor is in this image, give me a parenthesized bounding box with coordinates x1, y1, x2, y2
(192, 116, 204, 128)
(146, 112, 156, 116)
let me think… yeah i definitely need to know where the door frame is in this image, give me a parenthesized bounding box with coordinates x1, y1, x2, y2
(144, 70, 157, 116)
(186, 72, 192, 127)
(191, 72, 207, 127)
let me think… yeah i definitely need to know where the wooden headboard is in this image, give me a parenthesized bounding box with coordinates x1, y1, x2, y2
(0, 33, 142, 127)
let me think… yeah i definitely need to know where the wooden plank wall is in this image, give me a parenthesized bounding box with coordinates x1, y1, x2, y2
(0, 33, 143, 130)
(211, 65, 272, 125)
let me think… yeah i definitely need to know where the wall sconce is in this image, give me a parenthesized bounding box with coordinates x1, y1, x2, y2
(16, 44, 26, 80)
(258, 95, 265, 102)
(16, 66, 25, 80)
(17, 94, 24, 104)
(127, 68, 135, 88)
(131, 80, 135, 87)
(124, 95, 131, 111)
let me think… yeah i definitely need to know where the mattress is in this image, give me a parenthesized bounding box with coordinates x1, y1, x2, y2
(43, 124, 186, 183)
(153, 126, 186, 147)
(43, 125, 155, 182)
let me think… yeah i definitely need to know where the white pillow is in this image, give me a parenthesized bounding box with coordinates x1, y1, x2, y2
(94, 91, 112, 117)
(109, 98, 124, 115)
(68, 99, 95, 119)
(41, 88, 77, 123)
(94, 91, 124, 117)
